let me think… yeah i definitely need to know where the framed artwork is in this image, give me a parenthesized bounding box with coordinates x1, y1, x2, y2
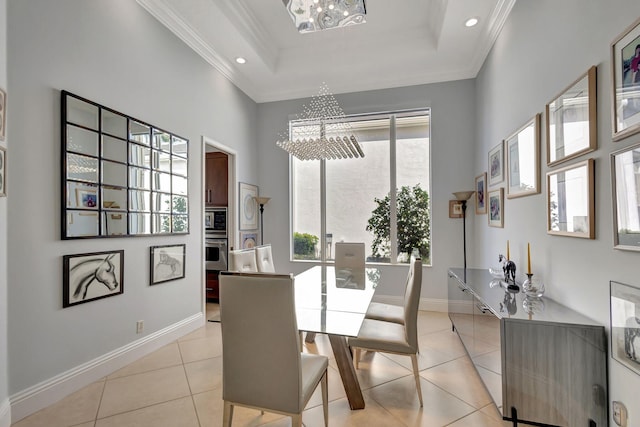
(610, 280, 640, 376)
(63, 250, 124, 308)
(546, 159, 595, 239)
(611, 142, 640, 250)
(150, 244, 186, 285)
(448, 200, 463, 218)
(611, 17, 640, 141)
(240, 231, 258, 249)
(239, 182, 258, 230)
(0, 147, 6, 197)
(75, 188, 98, 208)
(0, 88, 6, 141)
(506, 114, 541, 198)
(488, 188, 504, 228)
(546, 66, 597, 165)
(488, 142, 504, 186)
(475, 173, 487, 214)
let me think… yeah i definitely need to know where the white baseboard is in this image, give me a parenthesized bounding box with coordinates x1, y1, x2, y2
(0, 398, 11, 427)
(10, 313, 204, 423)
(371, 295, 449, 313)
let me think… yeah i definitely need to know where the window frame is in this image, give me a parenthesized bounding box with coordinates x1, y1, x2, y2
(289, 108, 432, 265)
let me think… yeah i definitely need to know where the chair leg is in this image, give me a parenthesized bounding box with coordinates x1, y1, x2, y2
(354, 348, 361, 369)
(410, 354, 423, 407)
(321, 371, 328, 427)
(291, 413, 303, 427)
(222, 401, 234, 427)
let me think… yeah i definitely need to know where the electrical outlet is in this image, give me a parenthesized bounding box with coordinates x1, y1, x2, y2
(613, 401, 628, 427)
(136, 320, 144, 334)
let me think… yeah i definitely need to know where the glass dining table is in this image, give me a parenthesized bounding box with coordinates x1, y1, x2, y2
(294, 265, 379, 410)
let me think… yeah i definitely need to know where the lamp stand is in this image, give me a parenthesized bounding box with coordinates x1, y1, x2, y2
(461, 200, 468, 270)
(259, 203, 265, 245)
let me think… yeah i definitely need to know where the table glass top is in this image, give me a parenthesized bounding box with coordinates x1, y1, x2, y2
(294, 265, 379, 336)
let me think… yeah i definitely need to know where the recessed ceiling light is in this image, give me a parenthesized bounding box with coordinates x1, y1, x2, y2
(235, 57, 246, 64)
(465, 17, 479, 27)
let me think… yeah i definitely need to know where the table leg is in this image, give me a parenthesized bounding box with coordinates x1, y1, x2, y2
(328, 334, 365, 410)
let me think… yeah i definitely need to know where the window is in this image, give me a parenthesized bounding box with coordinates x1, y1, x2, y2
(291, 110, 431, 264)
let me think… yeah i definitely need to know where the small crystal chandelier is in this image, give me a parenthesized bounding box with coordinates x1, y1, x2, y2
(276, 83, 364, 161)
(282, 0, 367, 34)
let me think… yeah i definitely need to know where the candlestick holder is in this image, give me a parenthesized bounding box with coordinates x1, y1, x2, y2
(522, 273, 545, 297)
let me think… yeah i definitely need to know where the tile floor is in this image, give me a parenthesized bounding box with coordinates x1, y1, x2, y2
(12, 306, 511, 427)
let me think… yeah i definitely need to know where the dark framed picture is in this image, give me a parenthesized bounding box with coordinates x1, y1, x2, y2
(0, 146, 6, 197)
(448, 200, 463, 218)
(611, 17, 640, 141)
(63, 250, 124, 308)
(488, 188, 504, 228)
(475, 173, 486, 214)
(610, 280, 640, 376)
(150, 244, 186, 285)
(488, 142, 504, 186)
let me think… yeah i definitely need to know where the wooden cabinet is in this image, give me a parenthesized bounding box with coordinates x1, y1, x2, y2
(205, 152, 228, 206)
(206, 270, 219, 301)
(448, 268, 607, 426)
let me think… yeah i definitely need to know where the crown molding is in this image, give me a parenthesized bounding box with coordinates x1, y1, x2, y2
(469, 0, 516, 75)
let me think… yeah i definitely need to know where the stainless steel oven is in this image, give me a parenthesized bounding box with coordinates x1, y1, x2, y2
(204, 207, 227, 238)
(205, 238, 228, 271)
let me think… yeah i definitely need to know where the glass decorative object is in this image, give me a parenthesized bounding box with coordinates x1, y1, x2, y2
(522, 273, 545, 297)
(523, 295, 546, 316)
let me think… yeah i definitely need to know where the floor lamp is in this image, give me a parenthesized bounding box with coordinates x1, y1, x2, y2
(253, 196, 271, 245)
(453, 191, 474, 271)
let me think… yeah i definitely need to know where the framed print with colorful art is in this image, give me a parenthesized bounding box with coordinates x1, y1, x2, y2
(240, 231, 258, 249)
(611, 17, 640, 140)
(488, 142, 504, 186)
(475, 173, 486, 214)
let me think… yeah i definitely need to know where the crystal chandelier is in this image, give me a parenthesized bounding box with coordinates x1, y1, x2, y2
(282, 0, 367, 34)
(276, 83, 364, 161)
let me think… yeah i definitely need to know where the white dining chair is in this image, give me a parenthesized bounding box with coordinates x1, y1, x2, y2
(228, 248, 257, 272)
(348, 257, 423, 406)
(364, 256, 419, 325)
(334, 242, 365, 270)
(255, 244, 276, 273)
(219, 272, 329, 427)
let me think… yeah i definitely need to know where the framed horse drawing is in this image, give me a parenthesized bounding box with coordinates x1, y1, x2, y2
(150, 244, 186, 285)
(63, 250, 124, 308)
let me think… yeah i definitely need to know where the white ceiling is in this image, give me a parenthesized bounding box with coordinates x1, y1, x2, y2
(137, 0, 515, 103)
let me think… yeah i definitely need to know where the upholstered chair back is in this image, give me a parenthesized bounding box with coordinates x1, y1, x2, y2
(334, 242, 365, 270)
(255, 244, 276, 273)
(403, 257, 422, 352)
(219, 272, 304, 413)
(228, 249, 257, 272)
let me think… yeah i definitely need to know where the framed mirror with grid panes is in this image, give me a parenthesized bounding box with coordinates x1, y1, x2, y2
(62, 91, 189, 239)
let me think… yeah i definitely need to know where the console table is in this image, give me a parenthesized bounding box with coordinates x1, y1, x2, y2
(447, 268, 607, 426)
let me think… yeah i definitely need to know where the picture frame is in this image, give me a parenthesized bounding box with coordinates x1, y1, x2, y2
(448, 200, 463, 218)
(240, 231, 258, 249)
(488, 142, 504, 186)
(546, 158, 595, 239)
(0, 88, 6, 141)
(506, 114, 541, 198)
(75, 188, 98, 208)
(150, 244, 186, 285)
(475, 173, 487, 214)
(610, 280, 640, 376)
(488, 188, 504, 228)
(611, 17, 640, 141)
(546, 66, 597, 165)
(611, 142, 640, 250)
(239, 182, 259, 230)
(63, 250, 124, 308)
(0, 146, 6, 197)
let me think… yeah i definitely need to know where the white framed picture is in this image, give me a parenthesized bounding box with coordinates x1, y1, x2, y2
(239, 182, 258, 230)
